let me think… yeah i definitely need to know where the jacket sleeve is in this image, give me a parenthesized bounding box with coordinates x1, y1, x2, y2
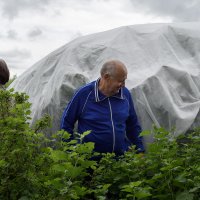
(60, 90, 82, 141)
(126, 91, 145, 153)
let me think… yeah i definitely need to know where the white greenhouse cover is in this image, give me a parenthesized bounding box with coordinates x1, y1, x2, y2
(10, 22, 200, 140)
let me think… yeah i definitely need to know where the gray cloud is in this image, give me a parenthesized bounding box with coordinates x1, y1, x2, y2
(28, 28, 43, 38)
(0, 48, 31, 63)
(0, 29, 18, 39)
(7, 29, 18, 39)
(1, 0, 53, 20)
(0, 0, 96, 20)
(130, 0, 200, 22)
(2, 0, 199, 23)
(0, 49, 32, 74)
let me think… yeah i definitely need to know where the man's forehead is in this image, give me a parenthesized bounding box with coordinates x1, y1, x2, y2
(114, 73, 127, 80)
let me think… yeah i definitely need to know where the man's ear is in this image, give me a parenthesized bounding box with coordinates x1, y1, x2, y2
(104, 73, 110, 80)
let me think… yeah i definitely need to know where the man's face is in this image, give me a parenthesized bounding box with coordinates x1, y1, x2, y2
(106, 70, 127, 96)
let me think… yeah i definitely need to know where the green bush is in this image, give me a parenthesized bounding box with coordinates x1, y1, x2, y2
(92, 127, 200, 199)
(0, 89, 199, 199)
(0, 89, 96, 199)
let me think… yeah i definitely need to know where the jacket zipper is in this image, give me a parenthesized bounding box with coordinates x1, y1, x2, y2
(108, 98, 115, 152)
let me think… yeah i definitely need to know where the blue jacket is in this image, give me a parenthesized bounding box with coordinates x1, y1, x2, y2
(61, 79, 144, 155)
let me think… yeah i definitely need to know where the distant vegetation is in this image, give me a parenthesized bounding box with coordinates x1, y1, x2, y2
(0, 89, 199, 199)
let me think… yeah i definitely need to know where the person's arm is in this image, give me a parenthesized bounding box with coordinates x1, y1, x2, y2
(60, 91, 82, 141)
(126, 91, 145, 153)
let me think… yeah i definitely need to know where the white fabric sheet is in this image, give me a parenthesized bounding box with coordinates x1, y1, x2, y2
(9, 22, 200, 137)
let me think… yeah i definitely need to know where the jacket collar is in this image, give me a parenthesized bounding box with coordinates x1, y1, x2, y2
(94, 78, 124, 102)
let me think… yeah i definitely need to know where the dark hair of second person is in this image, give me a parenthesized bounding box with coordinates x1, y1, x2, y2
(0, 59, 10, 85)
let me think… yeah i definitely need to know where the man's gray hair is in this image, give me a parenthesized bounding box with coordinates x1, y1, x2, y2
(100, 60, 118, 77)
(100, 60, 126, 77)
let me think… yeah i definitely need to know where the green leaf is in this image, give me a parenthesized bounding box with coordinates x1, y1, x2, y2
(52, 164, 66, 173)
(135, 190, 152, 198)
(18, 197, 29, 200)
(176, 191, 194, 200)
(51, 150, 68, 162)
(0, 159, 6, 167)
(66, 166, 83, 178)
(140, 130, 151, 136)
(130, 181, 142, 187)
(189, 186, 200, 193)
(175, 174, 187, 183)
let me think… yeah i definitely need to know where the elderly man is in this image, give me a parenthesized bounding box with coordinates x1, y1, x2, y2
(0, 59, 10, 86)
(61, 60, 144, 155)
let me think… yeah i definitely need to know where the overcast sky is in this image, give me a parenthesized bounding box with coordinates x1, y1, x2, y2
(1, 0, 200, 77)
